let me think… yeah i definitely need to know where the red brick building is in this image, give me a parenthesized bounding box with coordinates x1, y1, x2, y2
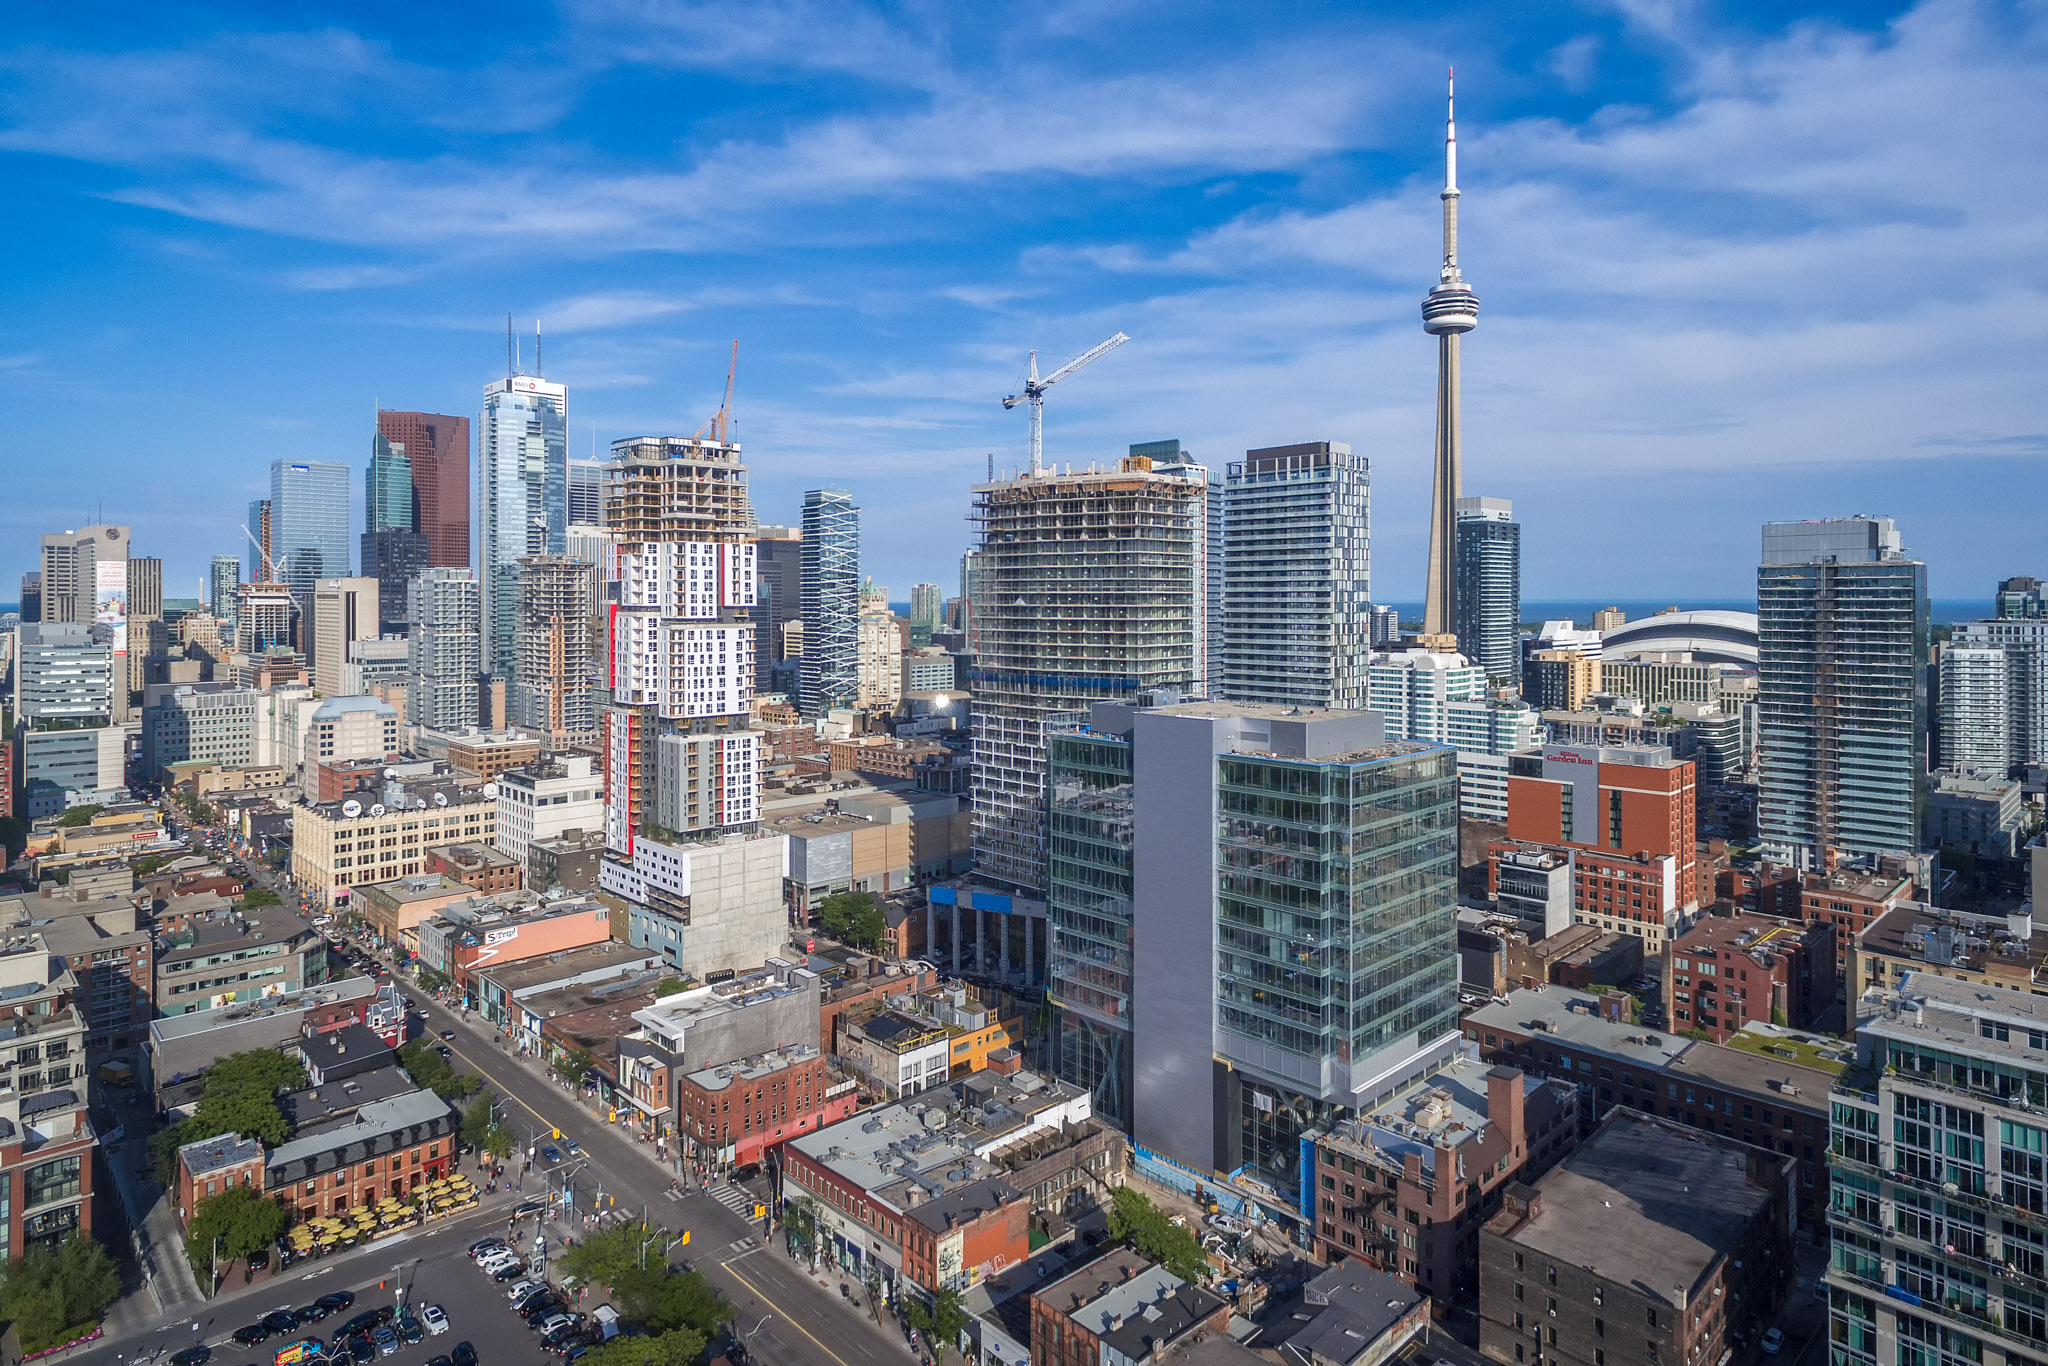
(1717, 863, 1913, 941)
(673, 1045, 858, 1168)
(1309, 1059, 1581, 1298)
(1667, 914, 1836, 1042)
(1498, 743, 1699, 956)
(1029, 1247, 1229, 1366)
(900, 1177, 1030, 1299)
(425, 842, 522, 895)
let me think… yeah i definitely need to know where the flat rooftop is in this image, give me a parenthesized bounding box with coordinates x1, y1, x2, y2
(1463, 988, 1696, 1070)
(1493, 1110, 1783, 1306)
(1858, 902, 2048, 983)
(159, 907, 317, 961)
(476, 940, 659, 995)
(281, 1062, 418, 1128)
(148, 975, 379, 1043)
(1322, 1054, 1552, 1173)
(685, 1044, 819, 1091)
(1857, 971, 2048, 1068)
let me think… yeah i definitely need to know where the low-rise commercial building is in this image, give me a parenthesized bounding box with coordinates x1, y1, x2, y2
(529, 828, 606, 894)
(0, 890, 154, 1054)
(414, 900, 614, 993)
(425, 841, 522, 895)
(785, 1067, 1114, 1303)
(469, 940, 662, 1042)
(1667, 913, 1835, 1043)
(1478, 1109, 1794, 1366)
(154, 904, 328, 1017)
(842, 1010, 951, 1099)
(616, 963, 823, 1137)
(1309, 1054, 1579, 1298)
(146, 976, 378, 1096)
(1030, 1249, 1230, 1366)
(771, 790, 972, 917)
(355, 874, 476, 956)
(672, 1044, 857, 1169)
(443, 730, 543, 780)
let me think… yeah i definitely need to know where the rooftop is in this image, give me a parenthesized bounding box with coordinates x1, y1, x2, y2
(1857, 901, 2048, 983)
(360, 874, 473, 906)
(159, 906, 318, 962)
(851, 1010, 948, 1053)
(1322, 1055, 1553, 1175)
(684, 1044, 820, 1091)
(1856, 971, 2048, 1068)
(1491, 1110, 1787, 1307)
(179, 1131, 260, 1179)
(1463, 988, 1695, 1070)
(310, 696, 399, 722)
(1276, 1260, 1425, 1366)
(1712, 1024, 1849, 1079)
(474, 940, 659, 995)
(147, 975, 380, 1043)
(267, 1087, 454, 1171)
(280, 1062, 419, 1128)
(903, 1174, 1023, 1234)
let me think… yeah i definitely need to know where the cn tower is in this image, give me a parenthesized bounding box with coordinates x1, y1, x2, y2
(1421, 70, 1478, 640)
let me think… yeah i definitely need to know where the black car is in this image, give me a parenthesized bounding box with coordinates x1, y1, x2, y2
(451, 1343, 478, 1366)
(318, 1291, 356, 1314)
(491, 1263, 528, 1282)
(263, 1311, 301, 1335)
(171, 1349, 212, 1366)
(346, 1336, 375, 1366)
(511, 1290, 554, 1315)
(232, 1326, 270, 1347)
(396, 1315, 423, 1346)
(295, 1304, 332, 1325)
(540, 1325, 583, 1350)
(427, 1357, 453, 1366)
(522, 1304, 567, 1330)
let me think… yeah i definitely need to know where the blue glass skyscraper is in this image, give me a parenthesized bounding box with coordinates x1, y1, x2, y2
(799, 489, 859, 718)
(480, 374, 568, 681)
(269, 460, 351, 611)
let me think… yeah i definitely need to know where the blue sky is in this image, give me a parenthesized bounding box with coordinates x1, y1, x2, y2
(3, 0, 2043, 607)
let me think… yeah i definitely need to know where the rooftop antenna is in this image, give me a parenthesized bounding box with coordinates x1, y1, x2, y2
(535, 320, 543, 379)
(506, 314, 517, 379)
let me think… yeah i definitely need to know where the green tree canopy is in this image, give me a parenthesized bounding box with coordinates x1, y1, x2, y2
(186, 1185, 290, 1278)
(416, 967, 450, 993)
(818, 891, 888, 951)
(551, 1046, 595, 1088)
(236, 886, 282, 908)
(572, 1329, 706, 1366)
(399, 1038, 481, 1102)
(654, 977, 687, 997)
(1106, 1186, 1211, 1285)
(0, 1235, 122, 1348)
(906, 1288, 969, 1359)
(558, 1221, 667, 1292)
(152, 1048, 307, 1183)
(53, 805, 104, 828)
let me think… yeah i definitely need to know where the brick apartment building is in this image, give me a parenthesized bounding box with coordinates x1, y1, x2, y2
(1477, 1110, 1794, 1366)
(1030, 1248, 1229, 1366)
(425, 841, 522, 895)
(1494, 743, 1700, 956)
(1310, 1057, 1580, 1299)
(1717, 862, 1913, 939)
(1667, 914, 1835, 1043)
(1462, 988, 1832, 1226)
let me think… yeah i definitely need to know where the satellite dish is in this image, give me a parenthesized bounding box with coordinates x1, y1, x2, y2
(383, 768, 398, 779)
(434, 792, 449, 807)
(341, 800, 362, 819)
(414, 798, 428, 810)
(482, 783, 500, 800)
(368, 804, 386, 817)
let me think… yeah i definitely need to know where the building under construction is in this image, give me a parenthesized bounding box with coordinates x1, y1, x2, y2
(512, 554, 600, 747)
(969, 455, 1203, 894)
(600, 436, 759, 855)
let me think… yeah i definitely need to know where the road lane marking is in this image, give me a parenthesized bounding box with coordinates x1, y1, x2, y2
(720, 1261, 854, 1366)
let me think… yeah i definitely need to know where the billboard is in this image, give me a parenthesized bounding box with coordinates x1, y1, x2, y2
(95, 559, 128, 658)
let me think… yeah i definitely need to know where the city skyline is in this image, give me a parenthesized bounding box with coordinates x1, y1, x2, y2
(4, 2, 2040, 604)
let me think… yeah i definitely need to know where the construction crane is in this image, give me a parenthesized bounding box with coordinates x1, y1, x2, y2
(1003, 332, 1129, 476)
(241, 524, 283, 585)
(694, 340, 739, 445)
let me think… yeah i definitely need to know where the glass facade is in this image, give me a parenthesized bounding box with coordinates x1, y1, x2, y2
(270, 460, 352, 611)
(1212, 745, 1459, 1091)
(1758, 551, 1928, 863)
(1455, 498, 1521, 688)
(480, 380, 568, 680)
(1218, 443, 1370, 709)
(1047, 729, 1137, 1130)
(367, 431, 414, 533)
(799, 489, 860, 718)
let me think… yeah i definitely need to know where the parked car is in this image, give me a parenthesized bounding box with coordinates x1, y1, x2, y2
(468, 1239, 505, 1258)
(294, 1304, 332, 1325)
(396, 1314, 423, 1346)
(506, 1278, 545, 1302)
(522, 1301, 567, 1328)
(451, 1344, 477, 1366)
(172, 1348, 213, 1366)
(372, 1326, 400, 1358)
(534, 1314, 576, 1338)
(492, 1262, 529, 1283)
(233, 1326, 271, 1347)
(345, 1337, 375, 1366)
(264, 1312, 301, 1336)
(1760, 1328, 1785, 1356)
(421, 1306, 449, 1337)
(512, 1290, 555, 1316)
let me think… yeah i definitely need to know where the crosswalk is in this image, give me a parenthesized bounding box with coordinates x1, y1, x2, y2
(707, 1181, 757, 1217)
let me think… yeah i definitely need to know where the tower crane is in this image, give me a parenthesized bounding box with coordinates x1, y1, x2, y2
(241, 524, 283, 585)
(1003, 332, 1128, 476)
(694, 340, 739, 445)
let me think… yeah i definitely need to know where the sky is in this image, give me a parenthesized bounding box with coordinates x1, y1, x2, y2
(2, 0, 2044, 607)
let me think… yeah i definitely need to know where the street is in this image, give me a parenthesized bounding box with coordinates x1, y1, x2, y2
(131, 807, 917, 1366)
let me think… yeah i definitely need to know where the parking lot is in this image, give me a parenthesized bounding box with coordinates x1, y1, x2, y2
(168, 1221, 616, 1366)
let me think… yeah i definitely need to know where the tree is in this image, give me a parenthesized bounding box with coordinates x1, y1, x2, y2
(417, 967, 451, 993)
(559, 1221, 668, 1291)
(782, 1196, 819, 1265)
(237, 886, 282, 908)
(905, 1288, 968, 1361)
(626, 1265, 727, 1338)
(654, 977, 687, 997)
(399, 1039, 481, 1102)
(1106, 1186, 1210, 1285)
(54, 805, 104, 828)
(573, 1329, 706, 1366)
(186, 1185, 290, 1279)
(0, 1235, 122, 1347)
(152, 1049, 308, 1182)
(552, 1046, 595, 1088)
(818, 892, 887, 950)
